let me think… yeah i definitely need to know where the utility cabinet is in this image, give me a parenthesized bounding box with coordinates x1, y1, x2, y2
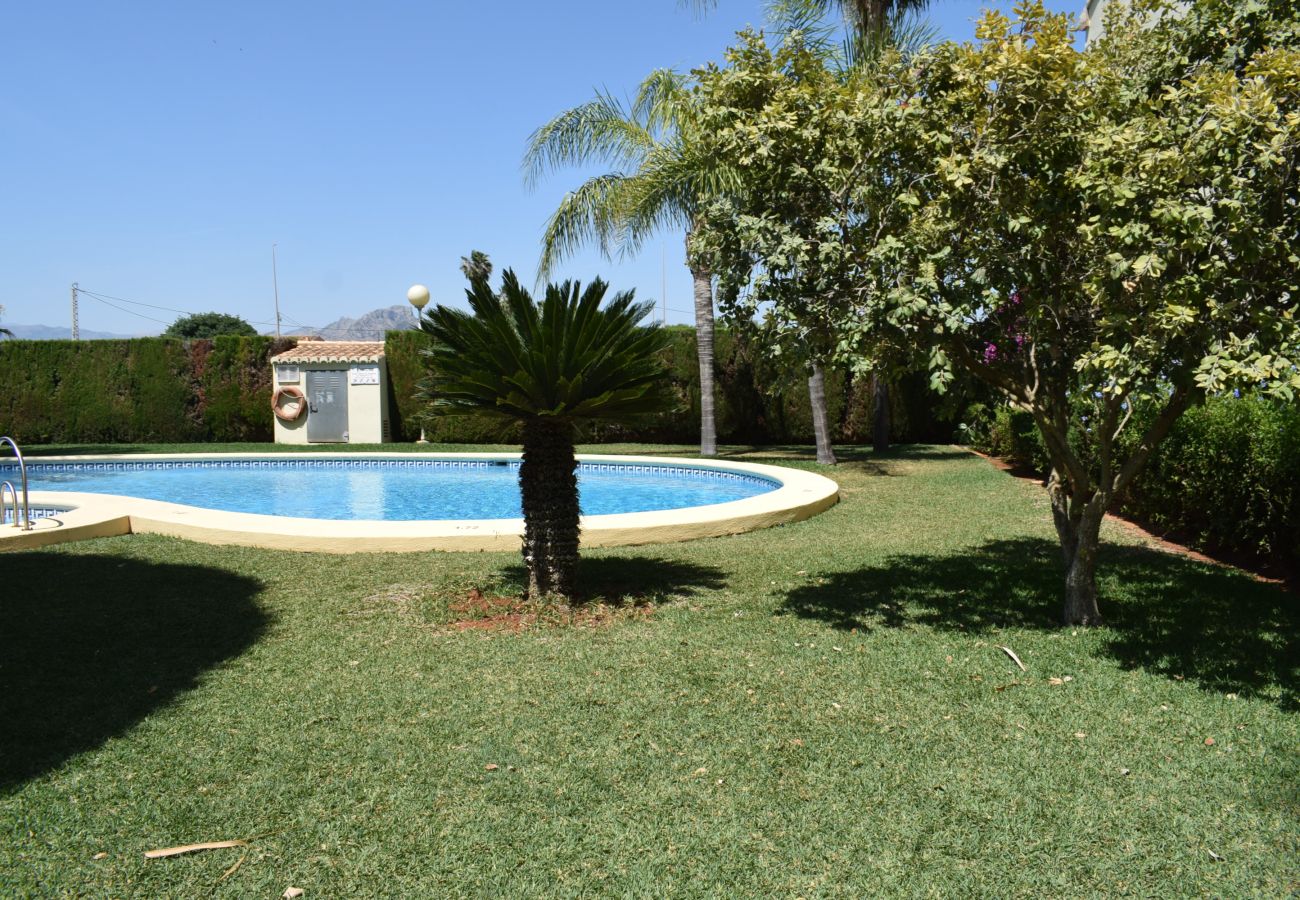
(270, 341, 390, 444)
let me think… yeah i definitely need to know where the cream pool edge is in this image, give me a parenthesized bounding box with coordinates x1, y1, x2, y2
(0, 453, 839, 553)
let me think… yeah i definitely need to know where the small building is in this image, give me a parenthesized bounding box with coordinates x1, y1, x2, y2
(269, 341, 390, 444)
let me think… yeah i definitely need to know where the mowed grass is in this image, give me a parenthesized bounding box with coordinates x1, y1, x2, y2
(1, 445, 1295, 897)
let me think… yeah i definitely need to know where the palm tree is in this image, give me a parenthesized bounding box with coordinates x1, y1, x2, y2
(459, 250, 493, 284)
(418, 270, 674, 601)
(685, 0, 931, 35)
(524, 70, 726, 458)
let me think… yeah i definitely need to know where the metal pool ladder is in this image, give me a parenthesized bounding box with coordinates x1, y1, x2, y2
(1, 435, 32, 531)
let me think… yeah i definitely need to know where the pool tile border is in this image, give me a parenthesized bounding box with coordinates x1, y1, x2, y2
(0, 452, 839, 554)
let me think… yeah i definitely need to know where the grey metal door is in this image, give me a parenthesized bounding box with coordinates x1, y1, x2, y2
(306, 370, 349, 443)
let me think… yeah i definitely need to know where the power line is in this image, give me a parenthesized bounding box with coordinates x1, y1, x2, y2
(80, 292, 174, 326)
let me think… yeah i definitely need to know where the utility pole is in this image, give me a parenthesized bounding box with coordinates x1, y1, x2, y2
(661, 244, 667, 325)
(271, 244, 282, 338)
(70, 283, 79, 340)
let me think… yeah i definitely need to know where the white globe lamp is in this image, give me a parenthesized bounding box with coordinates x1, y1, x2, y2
(406, 284, 431, 322)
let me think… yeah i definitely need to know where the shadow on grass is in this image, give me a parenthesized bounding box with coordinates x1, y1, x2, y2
(0, 552, 266, 788)
(779, 537, 1298, 709)
(501, 556, 727, 605)
(712, 444, 969, 476)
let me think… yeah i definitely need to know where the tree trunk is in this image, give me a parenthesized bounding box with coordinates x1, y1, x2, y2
(1049, 473, 1105, 626)
(690, 263, 717, 458)
(871, 372, 889, 453)
(808, 361, 837, 465)
(519, 419, 580, 601)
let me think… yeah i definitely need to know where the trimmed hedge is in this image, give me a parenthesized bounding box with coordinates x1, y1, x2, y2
(384, 325, 965, 445)
(1, 329, 967, 447)
(970, 396, 1300, 568)
(0, 336, 295, 443)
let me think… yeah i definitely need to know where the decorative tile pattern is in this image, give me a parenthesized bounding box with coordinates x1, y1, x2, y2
(1, 458, 781, 488)
(1, 506, 63, 525)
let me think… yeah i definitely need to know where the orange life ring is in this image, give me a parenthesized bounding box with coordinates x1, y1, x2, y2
(272, 386, 307, 422)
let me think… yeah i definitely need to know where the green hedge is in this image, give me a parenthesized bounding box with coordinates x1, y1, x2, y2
(384, 325, 965, 445)
(1, 329, 968, 447)
(969, 396, 1300, 568)
(0, 336, 294, 443)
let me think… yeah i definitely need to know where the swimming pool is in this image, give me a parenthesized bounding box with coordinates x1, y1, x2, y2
(0, 453, 839, 553)
(9, 457, 779, 520)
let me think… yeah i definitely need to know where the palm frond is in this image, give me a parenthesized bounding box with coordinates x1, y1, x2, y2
(522, 91, 655, 190)
(616, 137, 742, 259)
(843, 8, 938, 68)
(419, 269, 674, 426)
(536, 173, 633, 284)
(632, 69, 692, 137)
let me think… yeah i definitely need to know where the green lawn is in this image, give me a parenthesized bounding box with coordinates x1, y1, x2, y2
(2, 445, 1295, 896)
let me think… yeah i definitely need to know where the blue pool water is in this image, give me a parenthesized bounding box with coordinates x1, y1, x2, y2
(4, 458, 779, 521)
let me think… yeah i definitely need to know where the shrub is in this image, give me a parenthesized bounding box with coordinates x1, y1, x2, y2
(968, 394, 1300, 569)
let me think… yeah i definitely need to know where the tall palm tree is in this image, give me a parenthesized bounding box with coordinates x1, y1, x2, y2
(459, 250, 493, 284)
(419, 270, 674, 601)
(685, 0, 931, 35)
(524, 70, 727, 458)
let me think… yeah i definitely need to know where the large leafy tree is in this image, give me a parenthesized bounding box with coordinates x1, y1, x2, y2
(854, 1, 1300, 624)
(693, 24, 930, 462)
(163, 312, 257, 339)
(524, 71, 725, 458)
(418, 270, 674, 600)
(693, 33, 862, 465)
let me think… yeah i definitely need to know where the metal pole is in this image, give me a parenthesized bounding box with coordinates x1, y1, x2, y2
(661, 245, 667, 325)
(70, 282, 79, 340)
(272, 243, 282, 338)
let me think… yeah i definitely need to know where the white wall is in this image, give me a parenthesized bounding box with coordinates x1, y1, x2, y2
(272, 361, 390, 444)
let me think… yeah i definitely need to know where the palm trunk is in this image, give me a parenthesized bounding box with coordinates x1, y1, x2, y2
(690, 263, 717, 458)
(1048, 472, 1105, 626)
(871, 372, 889, 453)
(808, 361, 836, 466)
(519, 419, 580, 601)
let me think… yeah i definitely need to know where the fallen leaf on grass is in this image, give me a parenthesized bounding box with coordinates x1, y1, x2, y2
(1204, 737, 1215, 747)
(284, 888, 306, 899)
(484, 764, 499, 771)
(92, 852, 108, 860)
(999, 646, 1027, 672)
(144, 839, 248, 859)
(1074, 732, 1087, 739)
(1208, 850, 1224, 862)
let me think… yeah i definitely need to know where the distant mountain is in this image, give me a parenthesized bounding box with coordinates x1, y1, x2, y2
(1, 323, 146, 340)
(283, 305, 418, 341)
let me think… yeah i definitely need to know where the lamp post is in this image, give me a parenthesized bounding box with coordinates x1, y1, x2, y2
(406, 284, 431, 444)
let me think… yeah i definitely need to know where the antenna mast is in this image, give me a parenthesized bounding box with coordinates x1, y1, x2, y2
(271, 244, 282, 338)
(661, 245, 667, 325)
(70, 283, 80, 340)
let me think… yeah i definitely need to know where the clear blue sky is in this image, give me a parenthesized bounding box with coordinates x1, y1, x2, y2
(2, 1, 1079, 336)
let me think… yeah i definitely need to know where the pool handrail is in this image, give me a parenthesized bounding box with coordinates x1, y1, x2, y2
(0, 437, 31, 531)
(1, 481, 18, 529)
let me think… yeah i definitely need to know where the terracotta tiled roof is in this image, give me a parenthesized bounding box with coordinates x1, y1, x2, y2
(270, 341, 386, 364)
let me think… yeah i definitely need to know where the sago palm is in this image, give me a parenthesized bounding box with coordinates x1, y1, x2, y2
(524, 69, 728, 458)
(418, 269, 673, 600)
